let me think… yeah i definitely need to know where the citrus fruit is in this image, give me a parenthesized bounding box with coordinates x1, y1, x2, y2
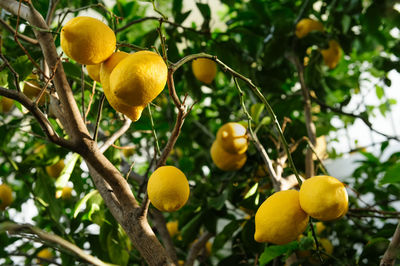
(254, 190, 309, 245)
(37, 248, 53, 263)
(45, 159, 65, 178)
(61, 16, 116, 65)
(86, 64, 101, 82)
(0, 184, 13, 210)
(315, 221, 326, 235)
(299, 175, 348, 221)
(147, 166, 190, 212)
(216, 122, 248, 154)
(0, 96, 14, 113)
(23, 74, 47, 105)
(210, 141, 247, 171)
(100, 51, 145, 121)
(61, 186, 73, 200)
(295, 18, 324, 39)
(110, 51, 167, 107)
(320, 40, 341, 69)
(192, 58, 217, 84)
(166, 220, 179, 238)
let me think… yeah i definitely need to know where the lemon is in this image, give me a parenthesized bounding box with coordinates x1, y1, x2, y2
(216, 122, 248, 154)
(86, 64, 101, 82)
(205, 241, 212, 255)
(299, 175, 348, 221)
(295, 18, 324, 39)
(0, 96, 14, 113)
(254, 190, 309, 245)
(315, 221, 326, 235)
(23, 75, 47, 105)
(166, 220, 179, 238)
(100, 51, 145, 121)
(147, 166, 190, 212)
(37, 248, 53, 264)
(192, 58, 217, 84)
(61, 16, 116, 65)
(210, 141, 247, 171)
(0, 184, 13, 210)
(45, 159, 65, 178)
(110, 51, 167, 107)
(61, 186, 73, 200)
(320, 40, 341, 69)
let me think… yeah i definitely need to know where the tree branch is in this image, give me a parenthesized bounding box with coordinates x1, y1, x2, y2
(99, 118, 132, 153)
(381, 222, 400, 266)
(1, 222, 110, 266)
(0, 18, 38, 45)
(185, 231, 213, 266)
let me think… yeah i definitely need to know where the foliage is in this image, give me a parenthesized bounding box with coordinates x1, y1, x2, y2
(0, 0, 400, 265)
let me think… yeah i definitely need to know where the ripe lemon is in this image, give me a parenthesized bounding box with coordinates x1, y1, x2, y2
(61, 16, 116, 65)
(166, 220, 179, 237)
(23, 75, 47, 105)
(110, 51, 167, 107)
(299, 175, 348, 221)
(216, 122, 248, 154)
(192, 58, 217, 84)
(147, 166, 190, 212)
(295, 18, 324, 39)
(315, 221, 326, 235)
(0, 96, 14, 113)
(86, 64, 101, 82)
(210, 141, 247, 171)
(100, 51, 145, 121)
(37, 248, 53, 263)
(254, 190, 309, 245)
(0, 184, 13, 210)
(320, 40, 341, 69)
(45, 159, 65, 178)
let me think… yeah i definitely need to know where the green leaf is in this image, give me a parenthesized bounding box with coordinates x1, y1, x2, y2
(180, 212, 203, 245)
(73, 190, 99, 218)
(375, 85, 384, 99)
(55, 153, 80, 190)
(196, 3, 211, 20)
(244, 183, 258, 199)
(342, 15, 351, 34)
(380, 163, 400, 185)
(208, 190, 228, 210)
(259, 242, 298, 265)
(212, 220, 240, 251)
(250, 103, 264, 123)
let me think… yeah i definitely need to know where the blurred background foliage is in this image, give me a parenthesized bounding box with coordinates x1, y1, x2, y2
(1, 0, 400, 265)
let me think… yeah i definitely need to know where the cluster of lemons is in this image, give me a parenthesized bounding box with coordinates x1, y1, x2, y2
(210, 122, 248, 171)
(296, 18, 342, 69)
(254, 175, 348, 247)
(61, 17, 167, 122)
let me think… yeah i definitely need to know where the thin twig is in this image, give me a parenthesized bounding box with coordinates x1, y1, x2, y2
(81, 64, 86, 124)
(0, 18, 38, 44)
(85, 81, 97, 120)
(185, 231, 213, 266)
(93, 94, 105, 142)
(0, 53, 21, 91)
(99, 118, 132, 153)
(147, 104, 161, 156)
(45, 0, 60, 25)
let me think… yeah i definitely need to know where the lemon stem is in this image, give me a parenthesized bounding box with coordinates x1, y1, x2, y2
(309, 219, 323, 263)
(93, 94, 105, 142)
(147, 104, 161, 156)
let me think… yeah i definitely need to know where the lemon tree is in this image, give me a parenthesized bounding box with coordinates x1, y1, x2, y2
(0, 0, 400, 265)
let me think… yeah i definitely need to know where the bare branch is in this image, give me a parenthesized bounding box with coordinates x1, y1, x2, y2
(45, 0, 60, 25)
(0, 86, 76, 151)
(185, 231, 213, 266)
(85, 81, 97, 119)
(0, 18, 38, 44)
(2, 222, 110, 266)
(381, 222, 400, 266)
(99, 118, 132, 153)
(0, 53, 21, 91)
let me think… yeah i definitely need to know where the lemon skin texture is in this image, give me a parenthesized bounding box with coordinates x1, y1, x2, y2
(321, 40, 342, 69)
(0, 97, 14, 113)
(254, 190, 309, 245)
(299, 175, 348, 221)
(295, 18, 324, 39)
(216, 122, 248, 154)
(100, 52, 145, 121)
(0, 184, 13, 210)
(61, 16, 116, 65)
(147, 166, 190, 212)
(192, 58, 217, 84)
(46, 159, 65, 178)
(210, 141, 247, 171)
(87, 64, 101, 82)
(110, 51, 167, 107)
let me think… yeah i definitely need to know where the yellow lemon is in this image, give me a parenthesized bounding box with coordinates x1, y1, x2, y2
(210, 141, 247, 171)
(0, 184, 13, 210)
(216, 122, 248, 154)
(122, 147, 135, 158)
(166, 220, 179, 238)
(315, 221, 326, 235)
(254, 190, 309, 245)
(205, 241, 212, 255)
(178, 260, 184, 266)
(86, 64, 101, 82)
(192, 58, 217, 84)
(100, 51, 145, 121)
(110, 51, 167, 107)
(295, 18, 324, 39)
(147, 166, 190, 212)
(37, 248, 53, 264)
(45, 159, 65, 178)
(23, 75, 47, 105)
(299, 175, 348, 221)
(0, 96, 14, 113)
(320, 40, 342, 69)
(61, 186, 73, 200)
(61, 16, 116, 65)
